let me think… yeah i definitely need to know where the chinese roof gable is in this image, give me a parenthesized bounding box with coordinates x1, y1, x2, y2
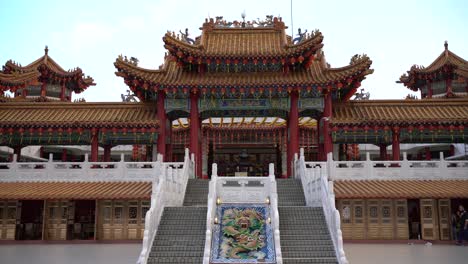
(331, 98, 468, 126)
(0, 46, 95, 93)
(398, 41, 468, 91)
(0, 102, 158, 129)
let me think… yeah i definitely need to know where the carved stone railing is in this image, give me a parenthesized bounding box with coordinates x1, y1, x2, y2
(137, 149, 193, 264)
(0, 153, 157, 182)
(295, 149, 348, 264)
(203, 164, 282, 264)
(330, 152, 468, 180)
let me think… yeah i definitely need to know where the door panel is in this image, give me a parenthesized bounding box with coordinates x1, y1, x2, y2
(0, 201, 17, 240)
(395, 199, 409, 239)
(420, 199, 438, 240)
(367, 200, 380, 239)
(380, 200, 393, 239)
(438, 199, 450, 240)
(45, 200, 69, 240)
(338, 200, 352, 239)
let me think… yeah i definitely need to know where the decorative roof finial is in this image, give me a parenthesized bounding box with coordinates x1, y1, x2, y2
(45, 45, 49, 55)
(241, 11, 246, 28)
(444, 40, 448, 50)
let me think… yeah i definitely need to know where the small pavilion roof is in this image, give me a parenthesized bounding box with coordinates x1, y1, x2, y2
(331, 98, 468, 126)
(0, 102, 158, 129)
(0, 46, 95, 93)
(398, 41, 468, 91)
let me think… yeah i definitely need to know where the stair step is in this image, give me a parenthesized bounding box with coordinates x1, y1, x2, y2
(282, 258, 338, 264)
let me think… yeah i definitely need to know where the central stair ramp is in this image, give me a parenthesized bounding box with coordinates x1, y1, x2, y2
(203, 164, 282, 264)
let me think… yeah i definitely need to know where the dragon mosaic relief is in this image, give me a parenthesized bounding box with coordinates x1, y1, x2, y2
(211, 205, 275, 263)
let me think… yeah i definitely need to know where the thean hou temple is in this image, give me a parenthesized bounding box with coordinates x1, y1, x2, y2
(0, 16, 467, 264)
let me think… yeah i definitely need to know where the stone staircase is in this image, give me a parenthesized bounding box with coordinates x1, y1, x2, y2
(277, 179, 338, 264)
(147, 179, 209, 264)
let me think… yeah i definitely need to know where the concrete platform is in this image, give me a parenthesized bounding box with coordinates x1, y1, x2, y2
(0, 242, 467, 263)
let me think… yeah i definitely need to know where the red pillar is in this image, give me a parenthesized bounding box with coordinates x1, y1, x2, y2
(316, 119, 324, 161)
(427, 81, 433, 98)
(156, 92, 167, 160)
(90, 129, 99, 162)
(323, 93, 333, 159)
(60, 84, 66, 101)
(40, 82, 47, 97)
(13, 146, 22, 162)
(392, 129, 400, 161)
(379, 144, 387, 160)
(189, 91, 202, 178)
(103, 145, 111, 162)
(425, 147, 432, 160)
(61, 149, 68, 162)
(167, 121, 173, 162)
(287, 90, 299, 178)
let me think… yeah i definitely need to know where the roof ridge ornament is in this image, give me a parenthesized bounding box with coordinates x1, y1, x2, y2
(208, 15, 280, 29)
(44, 45, 49, 55)
(444, 40, 448, 57)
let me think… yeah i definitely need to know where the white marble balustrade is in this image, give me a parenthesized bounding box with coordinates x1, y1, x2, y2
(0, 153, 159, 182)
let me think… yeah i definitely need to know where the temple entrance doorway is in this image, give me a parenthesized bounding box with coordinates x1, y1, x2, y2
(407, 199, 421, 240)
(70, 200, 95, 240)
(208, 143, 282, 178)
(16, 200, 44, 240)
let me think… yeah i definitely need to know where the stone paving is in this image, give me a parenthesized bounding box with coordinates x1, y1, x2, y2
(0, 242, 467, 264)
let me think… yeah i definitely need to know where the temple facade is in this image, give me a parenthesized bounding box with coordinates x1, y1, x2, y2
(0, 16, 467, 247)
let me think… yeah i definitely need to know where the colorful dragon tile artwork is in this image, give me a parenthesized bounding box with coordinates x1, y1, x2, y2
(211, 204, 275, 263)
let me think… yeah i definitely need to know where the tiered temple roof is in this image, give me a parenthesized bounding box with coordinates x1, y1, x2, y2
(398, 41, 468, 95)
(115, 16, 373, 102)
(0, 46, 95, 95)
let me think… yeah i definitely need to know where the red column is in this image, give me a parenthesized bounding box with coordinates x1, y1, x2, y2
(103, 145, 111, 162)
(323, 93, 333, 159)
(379, 144, 387, 160)
(13, 146, 22, 162)
(425, 147, 432, 160)
(60, 84, 66, 101)
(156, 92, 167, 160)
(40, 82, 47, 97)
(61, 149, 68, 162)
(316, 119, 324, 161)
(90, 129, 99, 162)
(167, 121, 173, 162)
(427, 81, 433, 98)
(392, 128, 400, 161)
(287, 90, 299, 178)
(189, 91, 202, 178)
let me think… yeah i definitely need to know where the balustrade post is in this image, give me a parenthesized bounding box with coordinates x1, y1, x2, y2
(439, 152, 447, 179)
(365, 152, 373, 179)
(119, 153, 125, 178)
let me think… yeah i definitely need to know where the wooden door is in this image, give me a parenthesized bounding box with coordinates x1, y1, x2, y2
(0, 200, 17, 240)
(45, 200, 69, 240)
(127, 200, 139, 239)
(380, 200, 393, 239)
(394, 199, 409, 239)
(438, 199, 451, 240)
(367, 200, 380, 239)
(352, 200, 366, 239)
(420, 199, 439, 240)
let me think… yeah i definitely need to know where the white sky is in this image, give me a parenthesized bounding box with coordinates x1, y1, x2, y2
(0, 0, 467, 102)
